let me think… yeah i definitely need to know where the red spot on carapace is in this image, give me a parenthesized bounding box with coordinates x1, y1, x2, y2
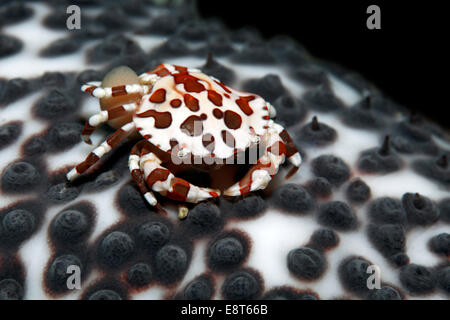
(207, 90, 223, 106)
(149, 88, 166, 103)
(173, 67, 205, 93)
(236, 96, 255, 115)
(150, 64, 171, 77)
(136, 109, 172, 128)
(184, 94, 200, 111)
(170, 99, 182, 108)
(221, 130, 236, 148)
(224, 110, 242, 130)
(214, 80, 232, 93)
(209, 191, 219, 198)
(180, 115, 204, 136)
(213, 108, 223, 119)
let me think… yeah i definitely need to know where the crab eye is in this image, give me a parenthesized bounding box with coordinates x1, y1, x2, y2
(100, 66, 140, 129)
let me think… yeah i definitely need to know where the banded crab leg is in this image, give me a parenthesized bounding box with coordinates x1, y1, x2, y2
(66, 122, 136, 181)
(81, 81, 151, 100)
(81, 102, 138, 144)
(129, 140, 221, 217)
(224, 121, 302, 196)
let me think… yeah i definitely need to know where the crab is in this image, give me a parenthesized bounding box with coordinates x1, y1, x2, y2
(67, 64, 302, 217)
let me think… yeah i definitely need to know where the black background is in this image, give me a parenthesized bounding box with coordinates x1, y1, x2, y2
(198, 1, 447, 128)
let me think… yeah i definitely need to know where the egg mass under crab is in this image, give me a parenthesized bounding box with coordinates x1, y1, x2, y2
(67, 64, 301, 210)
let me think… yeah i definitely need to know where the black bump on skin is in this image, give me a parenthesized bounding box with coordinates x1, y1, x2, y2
(268, 35, 310, 66)
(207, 230, 250, 273)
(306, 177, 332, 198)
(181, 274, 215, 300)
(367, 223, 406, 262)
(202, 34, 236, 57)
(153, 244, 189, 285)
(44, 254, 84, 294)
(34, 89, 77, 120)
(150, 36, 191, 59)
(302, 84, 345, 112)
(49, 203, 95, 248)
(339, 256, 372, 296)
(357, 136, 403, 174)
(263, 286, 319, 300)
(97, 231, 135, 270)
(126, 263, 152, 288)
(183, 202, 223, 237)
(318, 201, 358, 231)
(176, 21, 208, 41)
(228, 193, 268, 219)
(46, 183, 80, 204)
(0, 34, 23, 58)
(295, 116, 337, 147)
(76, 69, 104, 85)
(0, 121, 22, 150)
(346, 178, 371, 204)
(89, 289, 122, 300)
(0, 78, 31, 106)
(412, 154, 450, 187)
(434, 266, 450, 295)
(45, 121, 83, 152)
(0, 3, 34, 27)
(272, 183, 315, 214)
(135, 13, 180, 35)
(200, 53, 235, 84)
(368, 197, 407, 225)
(117, 182, 150, 216)
(84, 170, 120, 192)
(340, 95, 385, 130)
(95, 7, 129, 30)
(242, 74, 286, 102)
(287, 247, 326, 280)
(291, 64, 329, 87)
(309, 228, 340, 252)
(1, 161, 41, 194)
(402, 193, 439, 226)
(39, 72, 68, 88)
(87, 34, 141, 64)
(311, 154, 350, 187)
(136, 218, 172, 252)
(390, 252, 410, 267)
(22, 135, 47, 157)
(272, 94, 307, 127)
(39, 37, 81, 57)
(438, 198, 450, 223)
(0, 200, 45, 248)
(366, 286, 402, 300)
(388, 118, 439, 155)
(399, 264, 436, 296)
(428, 233, 449, 257)
(231, 43, 276, 65)
(0, 279, 23, 300)
(221, 268, 263, 300)
(81, 277, 128, 300)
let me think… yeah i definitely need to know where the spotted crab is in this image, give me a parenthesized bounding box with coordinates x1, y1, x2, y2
(67, 64, 301, 217)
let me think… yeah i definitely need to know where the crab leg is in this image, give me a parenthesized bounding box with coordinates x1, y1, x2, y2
(224, 121, 302, 196)
(81, 82, 151, 99)
(81, 102, 138, 144)
(129, 141, 220, 206)
(66, 122, 136, 181)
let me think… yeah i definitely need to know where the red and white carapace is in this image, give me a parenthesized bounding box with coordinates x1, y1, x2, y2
(67, 64, 301, 216)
